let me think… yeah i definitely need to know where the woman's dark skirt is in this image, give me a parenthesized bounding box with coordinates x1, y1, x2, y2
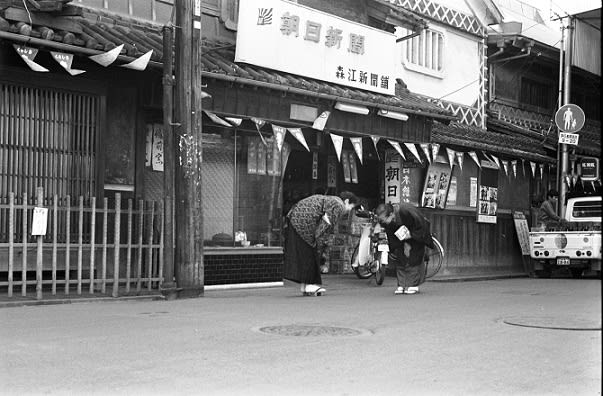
(283, 223, 321, 285)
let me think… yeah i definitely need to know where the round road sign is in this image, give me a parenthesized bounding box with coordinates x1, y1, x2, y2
(555, 104, 585, 133)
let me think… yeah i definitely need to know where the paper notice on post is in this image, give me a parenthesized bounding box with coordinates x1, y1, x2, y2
(394, 225, 410, 241)
(31, 207, 49, 236)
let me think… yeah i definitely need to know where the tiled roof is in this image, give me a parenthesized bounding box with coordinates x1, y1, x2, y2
(0, 4, 455, 120)
(487, 114, 601, 158)
(432, 121, 554, 162)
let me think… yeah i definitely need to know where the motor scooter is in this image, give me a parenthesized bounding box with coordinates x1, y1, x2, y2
(351, 209, 389, 285)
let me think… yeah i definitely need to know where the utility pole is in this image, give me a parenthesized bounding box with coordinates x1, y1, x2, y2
(174, 0, 204, 297)
(161, 23, 178, 299)
(559, 16, 574, 217)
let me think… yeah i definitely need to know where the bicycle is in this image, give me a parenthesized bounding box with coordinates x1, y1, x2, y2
(351, 230, 444, 281)
(349, 209, 390, 285)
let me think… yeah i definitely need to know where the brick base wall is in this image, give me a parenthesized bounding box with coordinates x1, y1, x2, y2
(204, 254, 283, 285)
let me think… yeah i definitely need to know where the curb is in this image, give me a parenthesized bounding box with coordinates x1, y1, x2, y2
(0, 294, 165, 309)
(429, 274, 529, 282)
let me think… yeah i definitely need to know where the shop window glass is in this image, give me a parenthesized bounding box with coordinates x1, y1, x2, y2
(202, 131, 287, 248)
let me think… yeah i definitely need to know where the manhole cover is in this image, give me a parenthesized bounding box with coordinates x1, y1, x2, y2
(503, 315, 601, 331)
(254, 325, 372, 337)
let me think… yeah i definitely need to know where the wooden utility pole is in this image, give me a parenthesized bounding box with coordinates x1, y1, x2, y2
(174, 0, 204, 297)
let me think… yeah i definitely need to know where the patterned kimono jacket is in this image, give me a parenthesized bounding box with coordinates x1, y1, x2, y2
(287, 194, 346, 250)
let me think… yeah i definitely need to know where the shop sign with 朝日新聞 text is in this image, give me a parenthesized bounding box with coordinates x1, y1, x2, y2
(235, 0, 397, 96)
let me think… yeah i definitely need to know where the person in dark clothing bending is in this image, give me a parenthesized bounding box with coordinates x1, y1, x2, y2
(375, 203, 434, 295)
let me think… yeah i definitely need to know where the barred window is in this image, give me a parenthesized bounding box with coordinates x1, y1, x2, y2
(400, 28, 445, 78)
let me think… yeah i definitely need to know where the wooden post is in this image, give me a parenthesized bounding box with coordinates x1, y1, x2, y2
(161, 23, 178, 299)
(174, 0, 204, 297)
(35, 187, 43, 300)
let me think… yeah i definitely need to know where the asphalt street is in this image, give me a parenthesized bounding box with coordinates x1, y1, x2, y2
(1, 275, 601, 396)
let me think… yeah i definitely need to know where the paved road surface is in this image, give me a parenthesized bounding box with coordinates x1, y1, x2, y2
(1, 276, 601, 396)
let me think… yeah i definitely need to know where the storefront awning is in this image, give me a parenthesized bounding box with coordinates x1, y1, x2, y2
(0, 4, 455, 123)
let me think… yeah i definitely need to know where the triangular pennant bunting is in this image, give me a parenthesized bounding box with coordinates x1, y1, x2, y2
(455, 152, 464, 171)
(224, 117, 242, 127)
(288, 128, 309, 152)
(312, 111, 330, 131)
(370, 136, 380, 160)
(490, 154, 501, 170)
(251, 117, 267, 146)
(50, 51, 85, 75)
(469, 151, 481, 168)
(204, 111, 232, 127)
(120, 50, 153, 71)
(330, 133, 344, 162)
(521, 159, 526, 176)
(530, 161, 536, 178)
(431, 143, 440, 163)
(404, 143, 422, 163)
(271, 125, 287, 152)
(387, 140, 406, 160)
(14, 45, 48, 72)
(420, 143, 431, 164)
(539, 164, 544, 180)
(502, 160, 509, 176)
(350, 137, 363, 164)
(89, 44, 124, 67)
(511, 160, 517, 178)
(446, 148, 455, 169)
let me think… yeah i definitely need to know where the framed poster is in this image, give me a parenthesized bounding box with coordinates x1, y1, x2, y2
(421, 160, 452, 209)
(477, 160, 499, 223)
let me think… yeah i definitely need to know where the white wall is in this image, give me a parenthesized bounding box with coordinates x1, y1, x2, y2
(395, 22, 482, 107)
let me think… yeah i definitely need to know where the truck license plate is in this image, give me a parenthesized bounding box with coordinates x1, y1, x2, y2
(557, 257, 570, 265)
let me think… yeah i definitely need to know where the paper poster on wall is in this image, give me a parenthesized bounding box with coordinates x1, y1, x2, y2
(151, 125, 164, 172)
(312, 152, 318, 180)
(342, 150, 351, 183)
(470, 177, 478, 207)
(247, 138, 257, 174)
(477, 160, 499, 223)
(446, 176, 457, 206)
(145, 124, 153, 167)
(400, 159, 422, 205)
(348, 151, 358, 184)
(421, 161, 451, 209)
(256, 140, 266, 175)
(327, 155, 337, 188)
(266, 138, 275, 176)
(384, 149, 402, 204)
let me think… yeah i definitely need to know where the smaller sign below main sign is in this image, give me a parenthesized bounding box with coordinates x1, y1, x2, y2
(558, 132, 579, 145)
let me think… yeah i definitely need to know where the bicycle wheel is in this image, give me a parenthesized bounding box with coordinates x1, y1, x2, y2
(351, 245, 373, 279)
(425, 236, 444, 279)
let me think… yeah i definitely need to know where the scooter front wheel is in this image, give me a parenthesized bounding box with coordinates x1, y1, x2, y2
(351, 245, 373, 279)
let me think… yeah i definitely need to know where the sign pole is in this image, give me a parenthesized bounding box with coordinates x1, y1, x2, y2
(559, 16, 574, 217)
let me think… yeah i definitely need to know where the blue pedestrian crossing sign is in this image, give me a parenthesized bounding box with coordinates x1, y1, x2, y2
(555, 104, 585, 133)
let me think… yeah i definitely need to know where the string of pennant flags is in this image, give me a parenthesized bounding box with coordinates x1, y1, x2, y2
(13, 43, 153, 74)
(15, 42, 561, 183)
(203, 109, 553, 180)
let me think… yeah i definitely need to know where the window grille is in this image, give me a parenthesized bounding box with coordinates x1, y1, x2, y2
(401, 28, 445, 77)
(0, 82, 99, 202)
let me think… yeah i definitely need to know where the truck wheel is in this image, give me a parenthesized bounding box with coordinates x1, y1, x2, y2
(570, 268, 583, 279)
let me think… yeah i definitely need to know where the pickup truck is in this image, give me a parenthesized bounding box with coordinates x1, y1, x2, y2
(529, 196, 601, 278)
